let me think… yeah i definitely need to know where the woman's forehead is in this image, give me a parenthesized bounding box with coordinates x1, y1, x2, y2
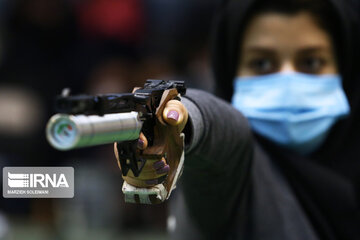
(241, 11, 333, 51)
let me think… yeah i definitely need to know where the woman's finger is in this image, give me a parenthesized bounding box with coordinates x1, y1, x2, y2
(137, 132, 148, 150)
(153, 159, 166, 170)
(162, 100, 188, 131)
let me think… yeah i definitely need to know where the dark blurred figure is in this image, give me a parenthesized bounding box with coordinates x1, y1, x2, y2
(143, 0, 220, 92)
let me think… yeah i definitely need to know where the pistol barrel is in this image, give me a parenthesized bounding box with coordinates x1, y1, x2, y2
(46, 112, 143, 150)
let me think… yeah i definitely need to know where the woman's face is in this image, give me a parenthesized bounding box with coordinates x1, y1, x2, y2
(237, 12, 338, 76)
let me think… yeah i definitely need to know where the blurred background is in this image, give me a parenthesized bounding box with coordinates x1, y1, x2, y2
(0, 0, 221, 239)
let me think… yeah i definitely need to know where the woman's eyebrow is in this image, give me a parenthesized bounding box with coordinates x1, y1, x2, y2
(297, 46, 331, 54)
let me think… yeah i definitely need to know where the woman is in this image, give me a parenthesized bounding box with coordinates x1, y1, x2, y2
(115, 0, 360, 239)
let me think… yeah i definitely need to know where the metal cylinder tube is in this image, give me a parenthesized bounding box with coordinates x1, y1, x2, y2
(46, 112, 143, 150)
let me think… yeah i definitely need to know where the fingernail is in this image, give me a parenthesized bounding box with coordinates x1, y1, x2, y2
(167, 110, 179, 121)
(145, 179, 158, 185)
(156, 165, 170, 174)
(153, 161, 165, 170)
(138, 139, 144, 148)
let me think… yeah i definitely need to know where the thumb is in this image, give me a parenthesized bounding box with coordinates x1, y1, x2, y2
(162, 100, 188, 131)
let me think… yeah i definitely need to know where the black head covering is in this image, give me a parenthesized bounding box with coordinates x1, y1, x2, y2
(211, 0, 360, 239)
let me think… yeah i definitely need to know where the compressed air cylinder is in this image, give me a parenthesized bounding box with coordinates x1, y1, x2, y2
(46, 112, 143, 150)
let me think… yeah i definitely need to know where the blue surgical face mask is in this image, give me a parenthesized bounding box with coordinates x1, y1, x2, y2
(231, 72, 350, 155)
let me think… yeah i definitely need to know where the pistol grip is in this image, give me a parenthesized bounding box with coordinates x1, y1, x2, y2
(123, 89, 185, 204)
(116, 140, 146, 177)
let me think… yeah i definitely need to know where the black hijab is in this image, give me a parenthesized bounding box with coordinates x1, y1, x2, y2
(211, 0, 360, 239)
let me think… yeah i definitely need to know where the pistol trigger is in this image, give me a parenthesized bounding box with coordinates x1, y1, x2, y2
(117, 140, 147, 177)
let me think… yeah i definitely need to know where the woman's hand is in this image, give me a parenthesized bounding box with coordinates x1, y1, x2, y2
(114, 99, 188, 188)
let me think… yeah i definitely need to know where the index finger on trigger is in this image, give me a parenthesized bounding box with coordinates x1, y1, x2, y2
(137, 132, 148, 150)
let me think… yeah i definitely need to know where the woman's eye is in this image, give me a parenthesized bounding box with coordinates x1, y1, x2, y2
(298, 57, 326, 74)
(249, 58, 275, 74)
